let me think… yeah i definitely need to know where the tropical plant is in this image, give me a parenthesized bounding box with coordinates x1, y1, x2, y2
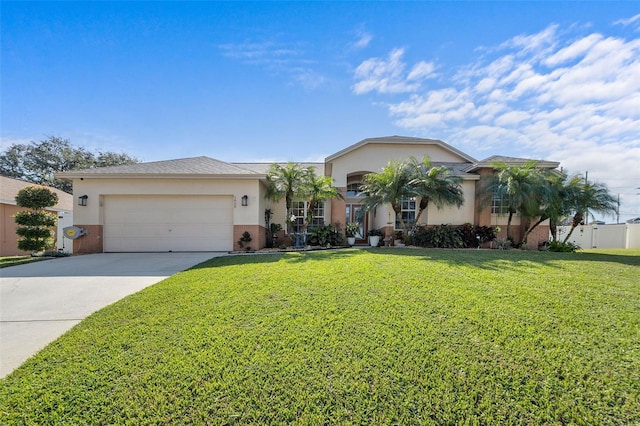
(345, 222, 360, 238)
(304, 174, 344, 226)
(265, 162, 314, 233)
(367, 228, 384, 237)
(478, 161, 552, 246)
(14, 186, 59, 253)
(561, 178, 617, 243)
(360, 159, 413, 234)
(307, 224, 344, 246)
(237, 231, 252, 250)
(547, 240, 580, 252)
(408, 156, 464, 228)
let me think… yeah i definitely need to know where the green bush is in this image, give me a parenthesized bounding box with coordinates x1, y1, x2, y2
(14, 186, 58, 209)
(18, 237, 54, 252)
(411, 224, 496, 249)
(367, 228, 384, 237)
(308, 224, 344, 246)
(14, 211, 57, 227)
(548, 240, 580, 252)
(237, 231, 252, 249)
(14, 187, 58, 253)
(15, 227, 54, 239)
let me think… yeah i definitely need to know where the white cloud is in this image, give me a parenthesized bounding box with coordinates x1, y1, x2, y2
(291, 68, 326, 91)
(614, 13, 640, 27)
(219, 40, 326, 91)
(352, 48, 435, 94)
(543, 33, 603, 66)
(352, 23, 640, 221)
(352, 30, 373, 49)
(407, 61, 437, 80)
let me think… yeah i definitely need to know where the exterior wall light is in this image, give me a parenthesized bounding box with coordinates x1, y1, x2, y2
(241, 195, 248, 207)
(78, 195, 88, 206)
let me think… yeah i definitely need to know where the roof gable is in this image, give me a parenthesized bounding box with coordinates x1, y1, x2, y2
(326, 136, 477, 163)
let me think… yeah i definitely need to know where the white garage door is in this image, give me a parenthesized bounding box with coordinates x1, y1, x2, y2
(104, 195, 233, 252)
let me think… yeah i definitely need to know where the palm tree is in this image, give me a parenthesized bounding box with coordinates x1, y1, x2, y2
(561, 178, 617, 243)
(408, 156, 464, 228)
(478, 161, 550, 245)
(304, 174, 343, 227)
(265, 162, 313, 233)
(360, 159, 413, 235)
(544, 174, 583, 242)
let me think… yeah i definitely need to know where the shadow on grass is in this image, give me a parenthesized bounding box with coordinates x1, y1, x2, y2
(188, 252, 286, 269)
(366, 247, 640, 269)
(188, 248, 640, 272)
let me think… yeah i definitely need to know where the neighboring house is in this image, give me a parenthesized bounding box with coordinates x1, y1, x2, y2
(0, 176, 74, 256)
(57, 136, 560, 253)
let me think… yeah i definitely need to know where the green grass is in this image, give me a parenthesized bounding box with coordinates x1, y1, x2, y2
(0, 255, 51, 268)
(1, 249, 639, 424)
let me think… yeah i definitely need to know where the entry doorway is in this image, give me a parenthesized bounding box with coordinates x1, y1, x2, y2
(346, 204, 367, 243)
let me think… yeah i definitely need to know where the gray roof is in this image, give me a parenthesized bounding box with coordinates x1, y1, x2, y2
(0, 175, 74, 211)
(232, 162, 324, 174)
(57, 156, 261, 177)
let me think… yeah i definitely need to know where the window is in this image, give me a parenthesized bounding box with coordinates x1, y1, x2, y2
(290, 201, 325, 232)
(310, 202, 325, 228)
(395, 197, 416, 230)
(346, 183, 363, 197)
(491, 195, 511, 215)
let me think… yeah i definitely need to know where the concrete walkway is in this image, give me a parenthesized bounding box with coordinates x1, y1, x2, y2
(0, 252, 224, 378)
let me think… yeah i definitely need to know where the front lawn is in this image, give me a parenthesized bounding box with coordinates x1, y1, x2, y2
(1, 249, 638, 424)
(0, 255, 50, 268)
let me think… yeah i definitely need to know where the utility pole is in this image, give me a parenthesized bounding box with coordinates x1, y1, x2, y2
(617, 193, 620, 224)
(585, 171, 589, 225)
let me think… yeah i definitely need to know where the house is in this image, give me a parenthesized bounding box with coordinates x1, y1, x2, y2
(57, 136, 560, 253)
(0, 176, 74, 256)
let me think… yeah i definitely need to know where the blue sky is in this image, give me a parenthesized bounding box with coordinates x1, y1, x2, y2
(2, 1, 639, 221)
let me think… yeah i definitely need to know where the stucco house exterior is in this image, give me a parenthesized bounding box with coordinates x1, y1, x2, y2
(57, 136, 559, 253)
(0, 176, 74, 256)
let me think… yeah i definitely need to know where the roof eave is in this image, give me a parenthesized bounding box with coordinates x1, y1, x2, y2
(56, 173, 266, 180)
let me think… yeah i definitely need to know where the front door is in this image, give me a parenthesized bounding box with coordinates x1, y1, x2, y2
(346, 204, 367, 243)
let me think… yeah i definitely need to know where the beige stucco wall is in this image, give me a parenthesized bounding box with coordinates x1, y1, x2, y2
(72, 177, 263, 226)
(329, 143, 469, 187)
(424, 180, 477, 225)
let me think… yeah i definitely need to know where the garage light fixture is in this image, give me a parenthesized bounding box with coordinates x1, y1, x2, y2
(78, 195, 88, 206)
(241, 195, 248, 207)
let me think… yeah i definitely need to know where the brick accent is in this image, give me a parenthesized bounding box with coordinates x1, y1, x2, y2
(331, 188, 347, 233)
(233, 225, 266, 251)
(73, 225, 103, 254)
(523, 224, 550, 249)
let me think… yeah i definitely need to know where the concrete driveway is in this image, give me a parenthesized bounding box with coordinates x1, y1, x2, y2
(0, 252, 224, 378)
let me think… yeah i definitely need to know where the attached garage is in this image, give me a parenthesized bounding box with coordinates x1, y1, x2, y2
(103, 195, 233, 252)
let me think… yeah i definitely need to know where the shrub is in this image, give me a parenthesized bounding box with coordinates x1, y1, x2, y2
(237, 231, 252, 250)
(345, 222, 360, 237)
(14, 186, 58, 253)
(411, 224, 497, 249)
(15, 187, 58, 210)
(367, 228, 384, 237)
(308, 224, 344, 246)
(547, 240, 580, 252)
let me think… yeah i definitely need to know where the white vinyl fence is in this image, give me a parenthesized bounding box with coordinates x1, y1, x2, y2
(556, 223, 640, 249)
